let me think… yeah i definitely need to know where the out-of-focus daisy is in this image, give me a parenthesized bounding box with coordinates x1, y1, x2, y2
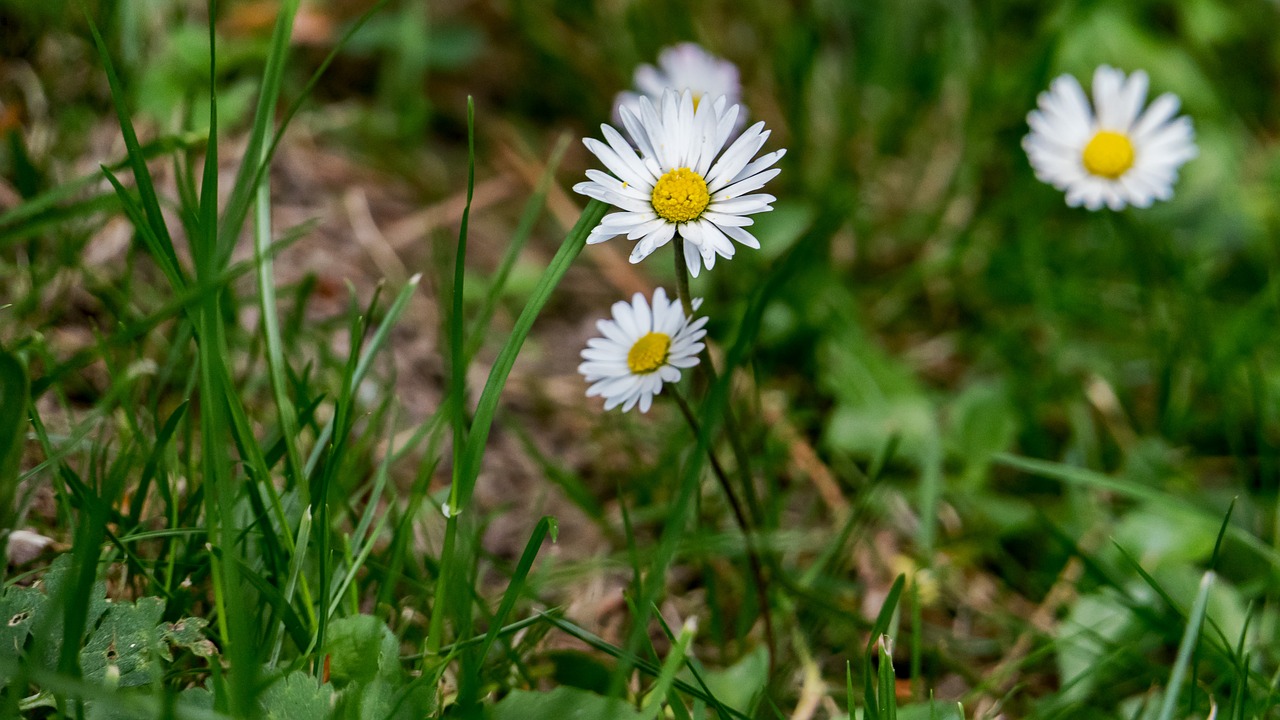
(574, 89, 784, 276)
(615, 43, 742, 125)
(579, 288, 707, 413)
(1023, 65, 1197, 211)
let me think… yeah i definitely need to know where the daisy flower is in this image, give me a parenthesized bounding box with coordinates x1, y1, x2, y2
(579, 288, 708, 413)
(574, 89, 785, 277)
(614, 43, 742, 126)
(1023, 65, 1197, 211)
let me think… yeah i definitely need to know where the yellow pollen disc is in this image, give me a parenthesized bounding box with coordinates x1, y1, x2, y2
(691, 93, 702, 111)
(651, 168, 710, 224)
(627, 332, 671, 374)
(1081, 131, 1135, 179)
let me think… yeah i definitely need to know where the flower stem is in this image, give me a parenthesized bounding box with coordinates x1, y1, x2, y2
(670, 386, 776, 677)
(671, 237, 766, 528)
(673, 236, 696, 318)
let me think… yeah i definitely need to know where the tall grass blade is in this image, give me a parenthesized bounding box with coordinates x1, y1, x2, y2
(253, 138, 306, 492)
(85, 14, 181, 281)
(0, 349, 30, 577)
(428, 199, 606, 658)
(475, 516, 557, 667)
(215, 0, 300, 264)
(639, 619, 696, 720)
(464, 132, 571, 362)
(1155, 571, 1214, 720)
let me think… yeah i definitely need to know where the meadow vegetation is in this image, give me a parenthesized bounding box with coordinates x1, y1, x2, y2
(1, 0, 1279, 718)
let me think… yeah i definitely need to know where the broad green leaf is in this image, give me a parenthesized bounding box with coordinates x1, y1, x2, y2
(163, 616, 218, 659)
(819, 328, 937, 464)
(325, 615, 400, 686)
(80, 596, 166, 688)
(1055, 590, 1135, 703)
(260, 670, 334, 720)
(32, 554, 110, 672)
(491, 687, 646, 720)
(0, 585, 42, 663)
(337, 676, 434, 720)
(697, 645, 768, 715)
(944, 381, 1017, 487)
(1112, 503, 1219, 569)
(86, 702, 152, 720)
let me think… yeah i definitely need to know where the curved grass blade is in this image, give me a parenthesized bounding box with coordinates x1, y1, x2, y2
(427, 199, 607, 657)
(475, 516, 557, 666)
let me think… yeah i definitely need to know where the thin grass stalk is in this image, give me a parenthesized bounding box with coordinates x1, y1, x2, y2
(426, 198, 607, 657)
(444, 101, 479, 698)
(1155, 571, 1215, 720)
(671, 238, 765, 527)
(670, 387, 776, 675)
(250, 135, 318, 642)
(214, 0, 299, 265)
(253, 144, 307, 496)
(270, 507, 313, 667)
(639, 618, 697, 720)
(538, 613, 754, 719)
(196, 4, 256, 712)
(463, 132, 572, 363)
(0, 350, 31, 583)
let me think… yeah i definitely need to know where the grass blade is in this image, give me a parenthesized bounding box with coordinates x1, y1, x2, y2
(476, 516, 556, 666)
(427, 199, 607, 657)
(1155, 571, 1214, 720)
(215, 0, 300, 264)
(85, 14, 180, 277)
(0, 349, 29, 581)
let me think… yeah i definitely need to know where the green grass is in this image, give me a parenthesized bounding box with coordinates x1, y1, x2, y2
(1, 0, 1279, 718)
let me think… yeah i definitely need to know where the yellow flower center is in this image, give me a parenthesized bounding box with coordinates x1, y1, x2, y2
(1081, 131, 1135, 179)
(627, 332, 671, 374)
(651, 168, 710, 224)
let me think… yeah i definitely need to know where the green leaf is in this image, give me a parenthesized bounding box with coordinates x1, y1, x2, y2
(336, 676, 434, 720)
(32, 554, 110, 672)
(325, 615, 400, 687)
(163, 616, 218, 659)
(491, 687, 646, 720)
(260, 670, 334, 720)
(476, 516, 556, 667)
(1112, 503, 1219, 569)
(86, 701, 153, 720)
(1055, 591, 1135, 703)
(80, 596, 166, 688)
(697, 645, 768, 715)
(944, 382, 1017, 487)
(0, 585, 42, 665)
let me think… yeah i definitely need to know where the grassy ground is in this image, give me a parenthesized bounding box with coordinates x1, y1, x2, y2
(1, 0, 1279, 717)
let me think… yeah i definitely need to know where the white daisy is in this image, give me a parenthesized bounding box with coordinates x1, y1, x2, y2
(579, 288, 708, 413)
(1023, 65, 1197, 211)
(614, 43, 743, 127)
(574, 89, 785, 277)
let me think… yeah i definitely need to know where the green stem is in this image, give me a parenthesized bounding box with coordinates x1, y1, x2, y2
(670, 387, 776, 679)
(670, 238, 765, 527)
(673, 236, 696, 318)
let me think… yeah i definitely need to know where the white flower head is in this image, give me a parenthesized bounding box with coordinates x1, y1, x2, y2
(614, 43, 743, 128)
(579, 288, 708, 413)
(574, 89, 785, 277)
(1023, 65, 1197, 211)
